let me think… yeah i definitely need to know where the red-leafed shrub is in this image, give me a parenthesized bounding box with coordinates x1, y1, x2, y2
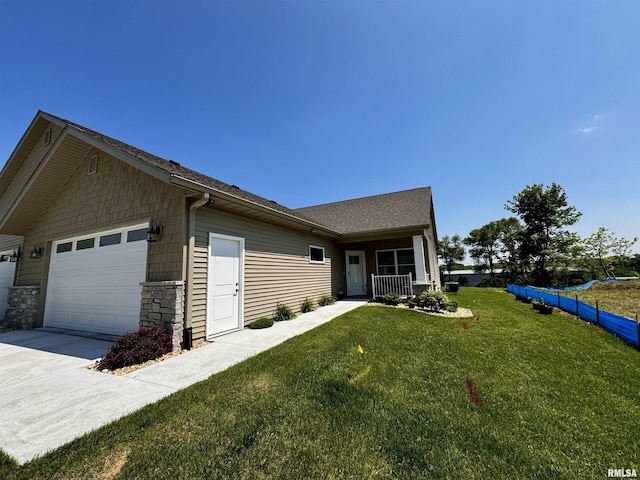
(97, 327, 172, 371)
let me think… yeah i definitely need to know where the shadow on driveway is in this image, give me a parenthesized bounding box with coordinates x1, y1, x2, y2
(0, 329, 113, 360)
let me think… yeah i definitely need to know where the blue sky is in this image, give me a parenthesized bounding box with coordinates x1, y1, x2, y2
(1, 1, 639, 253)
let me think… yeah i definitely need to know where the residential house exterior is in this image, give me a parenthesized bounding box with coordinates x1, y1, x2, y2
(0, 111, 440, 350)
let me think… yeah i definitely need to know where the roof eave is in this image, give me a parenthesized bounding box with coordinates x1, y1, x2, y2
(169, 175, 342, 237)
(337, 225, 430, 243)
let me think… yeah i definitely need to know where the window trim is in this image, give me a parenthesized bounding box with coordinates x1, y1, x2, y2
(309, 245, 325, 264)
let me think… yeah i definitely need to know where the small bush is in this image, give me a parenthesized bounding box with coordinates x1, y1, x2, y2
(477, 276, 506, 288)
(318, 294, 336, 306)
(274, 302, 297, 321)
(382, 292, 403, 306)
(97, 327, 172, 371)
(446, 301, 459, 312)
(300, 297, 317, 313)
(248, 317, 274, 329)
(419, 290, 450, 312)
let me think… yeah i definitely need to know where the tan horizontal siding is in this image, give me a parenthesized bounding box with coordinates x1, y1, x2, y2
(192, 207, 341, 343)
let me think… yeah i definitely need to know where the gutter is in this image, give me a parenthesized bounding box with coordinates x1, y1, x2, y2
(184, 192, 210, 348)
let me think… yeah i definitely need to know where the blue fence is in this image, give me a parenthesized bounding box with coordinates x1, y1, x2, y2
(507, 284, 640, 347)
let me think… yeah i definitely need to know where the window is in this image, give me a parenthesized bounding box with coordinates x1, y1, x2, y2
(76, 238, 95, 250)
(376, 249, 415, 277)
(99, 233, 121, 247)
(309, 245, 325, 264)
(127, 228, 147, 242)
(56, 242, 72, 254)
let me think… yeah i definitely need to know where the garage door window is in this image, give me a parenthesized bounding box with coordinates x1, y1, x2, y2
(99, 233, 121, 247)
(127, 228, 147, 242)
(76, 238, 95, 250)
(56, 242, 72, 254)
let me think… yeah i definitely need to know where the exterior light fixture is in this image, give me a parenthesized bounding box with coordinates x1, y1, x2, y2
(0, 255, 8, 262)
(147, 220, 163, 243)
(9, 248, 20, 262)
(30, 244, 44, 259)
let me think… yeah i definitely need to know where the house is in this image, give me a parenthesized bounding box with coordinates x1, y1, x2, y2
(0, 111, 441, 350)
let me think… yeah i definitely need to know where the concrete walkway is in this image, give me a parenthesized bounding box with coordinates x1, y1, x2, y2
(0, 299, 367, 464)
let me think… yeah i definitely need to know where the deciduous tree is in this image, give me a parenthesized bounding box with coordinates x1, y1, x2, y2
(506, 183, 581, 286)
(438, 235, 465, 281)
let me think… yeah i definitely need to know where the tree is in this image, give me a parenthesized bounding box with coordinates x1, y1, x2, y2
(581, 227, 638, 278)
(506, 183, 581, 286)
(464, 217, 521, 276)
(438, 235, 465, 281)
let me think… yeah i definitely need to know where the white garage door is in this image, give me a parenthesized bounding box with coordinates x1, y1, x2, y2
(44, 224, 148, 336)
(0, 255, 17, 321)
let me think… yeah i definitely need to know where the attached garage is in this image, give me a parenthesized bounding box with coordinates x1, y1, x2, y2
(44, 224, 148, 336)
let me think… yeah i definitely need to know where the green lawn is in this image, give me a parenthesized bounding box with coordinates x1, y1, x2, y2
(2, 288, 639, 479)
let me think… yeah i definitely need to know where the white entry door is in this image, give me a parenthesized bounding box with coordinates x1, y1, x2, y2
(207, 233, 244, 338)
(346, 250, 366, 296)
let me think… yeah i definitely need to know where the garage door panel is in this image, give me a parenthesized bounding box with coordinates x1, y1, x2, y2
(44, 225, 148, 336)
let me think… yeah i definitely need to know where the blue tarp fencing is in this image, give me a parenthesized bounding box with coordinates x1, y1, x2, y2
(507, 284, 640, 347)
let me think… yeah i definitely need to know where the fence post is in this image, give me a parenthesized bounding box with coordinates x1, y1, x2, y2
(575, 294, 579, 318)
(557, 291, 560, 308)
(636, 315, 639, 348)
(596, 300, 600, 326)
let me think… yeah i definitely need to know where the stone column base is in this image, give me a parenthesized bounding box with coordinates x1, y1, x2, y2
(4, 286, 41, 329)
(140, 281, 184, 352)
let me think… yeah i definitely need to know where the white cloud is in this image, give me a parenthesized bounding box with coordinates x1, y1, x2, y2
(575, 114, 601, 134)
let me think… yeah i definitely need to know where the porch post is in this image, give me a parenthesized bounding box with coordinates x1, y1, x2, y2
(412, 235, 428, 284)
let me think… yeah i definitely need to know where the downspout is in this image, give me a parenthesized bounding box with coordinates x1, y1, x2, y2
(184, 192, 210, 349)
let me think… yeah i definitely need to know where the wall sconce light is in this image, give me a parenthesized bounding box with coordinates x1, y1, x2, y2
(9, 248, 20, 262)
(30, 244, 44, 259)
(309, 228, 317, 234)
(147, 220, 163, 243)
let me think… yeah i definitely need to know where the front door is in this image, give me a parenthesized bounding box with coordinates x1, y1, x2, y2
(207, 233, 244, 338)
(346, 250, 366, 296)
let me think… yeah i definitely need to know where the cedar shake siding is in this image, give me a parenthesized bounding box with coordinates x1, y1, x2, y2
(16, 146, 188, 286)
(192, 207, 344, 342)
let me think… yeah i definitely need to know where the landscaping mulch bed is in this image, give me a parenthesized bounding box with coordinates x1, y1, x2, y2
(366, 302, 473, 318)
(88, 341, 210, 375)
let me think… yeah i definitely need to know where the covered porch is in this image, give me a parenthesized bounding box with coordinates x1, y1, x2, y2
(340, 233, 438, 298)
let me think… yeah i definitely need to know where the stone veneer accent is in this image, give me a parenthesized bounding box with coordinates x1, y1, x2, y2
(140, 281, 184, 352)
(4, 286, 40, 329)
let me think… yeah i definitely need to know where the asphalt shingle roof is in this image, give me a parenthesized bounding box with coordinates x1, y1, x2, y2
(295, 187, 433, 234)
(46, 112, 433, 236)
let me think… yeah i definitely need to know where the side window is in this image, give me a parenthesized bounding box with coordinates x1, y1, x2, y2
(309, 245, 325, 264)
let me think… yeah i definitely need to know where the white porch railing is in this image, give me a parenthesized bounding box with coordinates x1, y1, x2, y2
(371, 273, 413, 299)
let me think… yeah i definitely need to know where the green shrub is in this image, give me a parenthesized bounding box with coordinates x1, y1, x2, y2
(446, 300, 459, 312)
(477, 276, 506, 288)
(300, 297, 317, 313)
(97, 327, 171, 371)
(318, 294, 336, 306)
(382, 292, 403, 306)
(419, 290, 449, 311)
(274, 302, 297, 321)
(248, 317, 274, 329)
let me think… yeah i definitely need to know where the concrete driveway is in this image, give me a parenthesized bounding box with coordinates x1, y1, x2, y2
(0, 299, 368, 464)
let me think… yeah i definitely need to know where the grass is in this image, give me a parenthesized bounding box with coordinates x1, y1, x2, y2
(557, 279, 640, 320)
(2, 288, 640, 479)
